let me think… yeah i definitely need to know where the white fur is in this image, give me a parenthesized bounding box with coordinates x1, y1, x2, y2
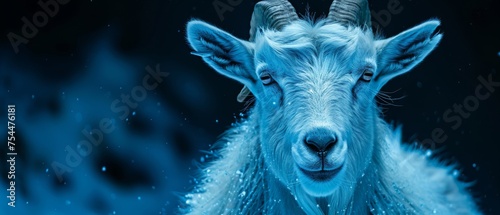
(184, 14, 480, 215)
(182, 109, 480, 214)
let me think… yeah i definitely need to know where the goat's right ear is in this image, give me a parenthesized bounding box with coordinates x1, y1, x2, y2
(186, 20, 257, 87)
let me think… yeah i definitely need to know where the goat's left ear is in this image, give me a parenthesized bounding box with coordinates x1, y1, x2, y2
(374, 20, 442, 88)
(186, 20, 257, 87)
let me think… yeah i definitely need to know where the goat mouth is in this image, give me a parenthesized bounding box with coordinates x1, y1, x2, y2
(298, 165, 343, 181)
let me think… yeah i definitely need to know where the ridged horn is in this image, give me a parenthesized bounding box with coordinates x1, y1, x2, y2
(249, 0, 299, 42)
(328, 0, 371, 27)
(239, 0, 298, 103)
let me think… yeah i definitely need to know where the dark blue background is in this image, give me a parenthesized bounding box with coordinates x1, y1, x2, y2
(1, 0, 499, 214)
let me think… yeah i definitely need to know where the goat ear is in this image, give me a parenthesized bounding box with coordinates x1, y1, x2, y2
(186, 20, 256, 87)
(374, 20, 442, 87)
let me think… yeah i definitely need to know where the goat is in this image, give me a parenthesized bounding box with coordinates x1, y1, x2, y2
(184, 0, 481, 214)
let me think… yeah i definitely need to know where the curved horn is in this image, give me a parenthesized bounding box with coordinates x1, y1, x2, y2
(239, 1, 298, 103)
(249, 0, 299, 42)
(328, 0, 371, 27)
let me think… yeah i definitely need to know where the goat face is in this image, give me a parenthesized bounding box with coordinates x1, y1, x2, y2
(253, 22, 379, 196)
(187, 1, 441, 197)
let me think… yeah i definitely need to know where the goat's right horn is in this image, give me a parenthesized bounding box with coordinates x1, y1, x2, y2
(239, 0, 298, 103)
(249, 0, 299, 42)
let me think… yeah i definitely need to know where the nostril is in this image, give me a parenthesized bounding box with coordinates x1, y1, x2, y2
(324, 137, 337, 152)
(305, 139, 321, 152)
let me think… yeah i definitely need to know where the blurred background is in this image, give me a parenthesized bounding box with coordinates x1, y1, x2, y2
(0, 0, 499, 214)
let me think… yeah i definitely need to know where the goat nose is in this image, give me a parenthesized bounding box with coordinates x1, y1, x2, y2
(304, 128, 338, 154)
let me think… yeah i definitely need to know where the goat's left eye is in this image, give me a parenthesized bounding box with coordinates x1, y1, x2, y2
(361, 70, 374, 82)
(260, 72, 274, 85)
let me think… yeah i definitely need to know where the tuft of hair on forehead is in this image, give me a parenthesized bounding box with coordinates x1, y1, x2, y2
(254, 18, 376, 72)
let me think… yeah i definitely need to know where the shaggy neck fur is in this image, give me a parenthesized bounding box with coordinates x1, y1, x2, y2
(183, 102, 464, 214)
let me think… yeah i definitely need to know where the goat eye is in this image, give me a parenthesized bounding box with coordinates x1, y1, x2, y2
(260, 72, 274, 85)
(361, 70, 374, 82)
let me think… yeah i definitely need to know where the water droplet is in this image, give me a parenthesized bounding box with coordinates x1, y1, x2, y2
(497, 51, 500, 57)
(45, 168, 49, 173)
(272, 101, 276, 105)
(452, 169, 459, 177)
(132, 111, 136, 116)
(316, 204, 320, 208)
(102, 166, 107, 172)
(215, 119, 218, 123)
(472, 163, 477, 168)
(433, 209, 437, 213)
(65, 200, 71, 205)
(31, 95, 35, 99)
(137, 196, 141, 200)
(200, 156, 205, 162)
(425, 150, 432, 157)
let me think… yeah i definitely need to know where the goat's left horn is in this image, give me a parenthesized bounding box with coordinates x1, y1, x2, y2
(328, 0, 371, 28)
(249, 0, 299, 42)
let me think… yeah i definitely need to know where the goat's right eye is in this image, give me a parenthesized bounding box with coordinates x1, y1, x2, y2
(260, 72, 274, 85)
